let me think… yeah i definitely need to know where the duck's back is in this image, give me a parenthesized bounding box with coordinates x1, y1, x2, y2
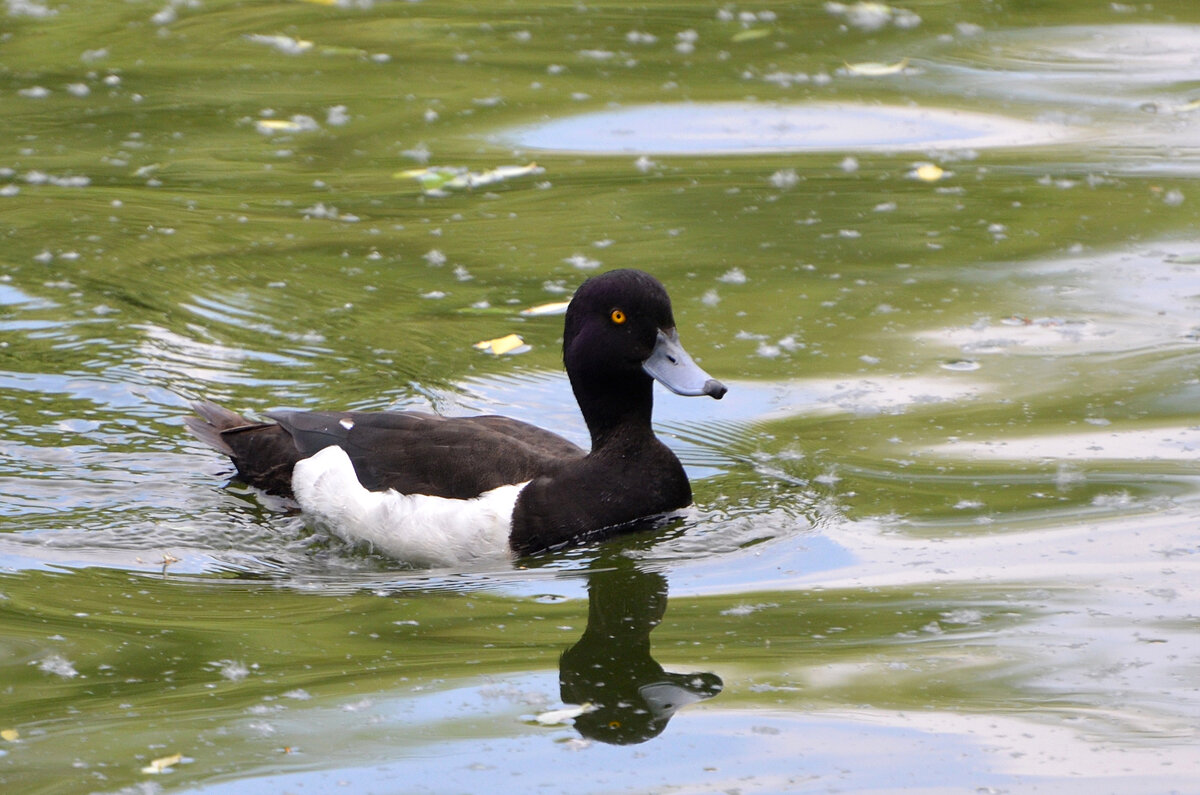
(187, 402, 585, 500)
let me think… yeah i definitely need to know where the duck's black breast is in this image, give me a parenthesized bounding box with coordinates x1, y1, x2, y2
(509, 430, 692, 556)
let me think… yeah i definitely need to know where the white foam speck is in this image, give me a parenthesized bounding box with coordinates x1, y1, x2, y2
(768, 168, 799, 189)
(634, 155, 656, 173)
(326, 105, 350, 126)
(216, 659, 250, 681)
(564, 254, 601, 270)
(38, 654, 78, 678)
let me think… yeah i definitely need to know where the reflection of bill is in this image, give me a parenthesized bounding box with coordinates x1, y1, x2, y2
(559, 559, 722, 745)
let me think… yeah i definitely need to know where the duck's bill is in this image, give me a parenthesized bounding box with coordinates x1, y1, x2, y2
(642, 328, 728, 399)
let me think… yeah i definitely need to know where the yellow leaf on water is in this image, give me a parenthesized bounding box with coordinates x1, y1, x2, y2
(844, 57, 910, 76)
(252, 114, 321, 136)
(1, 729, 19, 742)
(911, 163, 945, 182)
(519, 300, 571, 317)
(473, 334, 527, 355)
(141, 753, 183, 774)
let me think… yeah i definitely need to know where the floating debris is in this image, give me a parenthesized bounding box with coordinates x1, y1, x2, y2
(326, 105, 350, 126)
(520, 300, 571, 317)
(255, 115, 320, 135)
(731, 28, 771, 43)
(38, 654, 78, 678)
(940, 359, 981, 372)
(1, 729, 18, 742)
(22, 171, 91, 188)
(533, 703, 596, 726)
(214, 659, 250, 681)
(396, 163, 543, 196)
(634, 155, 657, 173)
(141, 753, 184, 775)
(300, 202, 358, 222)
(474, 334, 528, 355)
(909, 162, 946, 182)
(718, 267, 748, 284)
(825, 1, 921, 32)
(563, 253, 601, 270)
(768, 168, 800, 189)
(161, 552, 181, 576)
(244, 34, 313, 55)
(843, 57, 910, 76)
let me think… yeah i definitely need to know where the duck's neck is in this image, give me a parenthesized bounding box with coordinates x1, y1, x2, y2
(571, 373, 657, 453)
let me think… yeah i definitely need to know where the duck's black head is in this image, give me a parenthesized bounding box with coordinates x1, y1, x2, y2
(563, 270, 725, 440)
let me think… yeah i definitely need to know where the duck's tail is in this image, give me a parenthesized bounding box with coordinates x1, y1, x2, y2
(183, 401, 255, 456)
(184, 401, 302, 497)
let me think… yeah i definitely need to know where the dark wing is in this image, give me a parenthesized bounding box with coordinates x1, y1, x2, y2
(268, 410, 586, 499)
(186, 402, 586, 500)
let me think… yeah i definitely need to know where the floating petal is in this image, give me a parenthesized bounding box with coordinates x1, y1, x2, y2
(844, 57, 910, 76)
(244, 34, 313, 55)
(519, 300, 572, 317)
(255, 116, 320, 135)
(474, 334, 528, 355)
(396, 163, 543, 195)
(534, 703, 596, 725)
(395, 166, 465, 193)
(910, 162, 945, 182)
(731, 29, 771, 43)
(141, 753, 183, 774)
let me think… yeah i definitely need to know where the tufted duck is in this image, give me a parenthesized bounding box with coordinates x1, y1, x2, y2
(185, 269, 726, 565)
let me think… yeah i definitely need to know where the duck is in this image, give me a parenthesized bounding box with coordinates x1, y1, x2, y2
(185, 268, 726, 566)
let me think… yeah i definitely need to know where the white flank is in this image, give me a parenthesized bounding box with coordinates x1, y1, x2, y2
(292, 446, 523, 567)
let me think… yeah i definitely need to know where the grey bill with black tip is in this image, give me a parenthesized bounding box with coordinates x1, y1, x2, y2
(642, 328, 727, 399)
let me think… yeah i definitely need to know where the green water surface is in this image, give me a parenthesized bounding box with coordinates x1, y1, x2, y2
(3, 1, 1200, 792)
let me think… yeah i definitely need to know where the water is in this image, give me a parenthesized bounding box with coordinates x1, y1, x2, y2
(3, 1, 1200, 792)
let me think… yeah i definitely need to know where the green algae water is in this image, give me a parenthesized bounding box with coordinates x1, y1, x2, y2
(3, 1, 1200, 792)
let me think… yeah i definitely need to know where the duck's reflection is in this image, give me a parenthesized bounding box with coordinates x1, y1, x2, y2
(558, 558, 722, 745)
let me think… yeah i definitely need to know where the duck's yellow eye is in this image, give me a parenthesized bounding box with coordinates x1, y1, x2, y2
(610, 309, 627, 325)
